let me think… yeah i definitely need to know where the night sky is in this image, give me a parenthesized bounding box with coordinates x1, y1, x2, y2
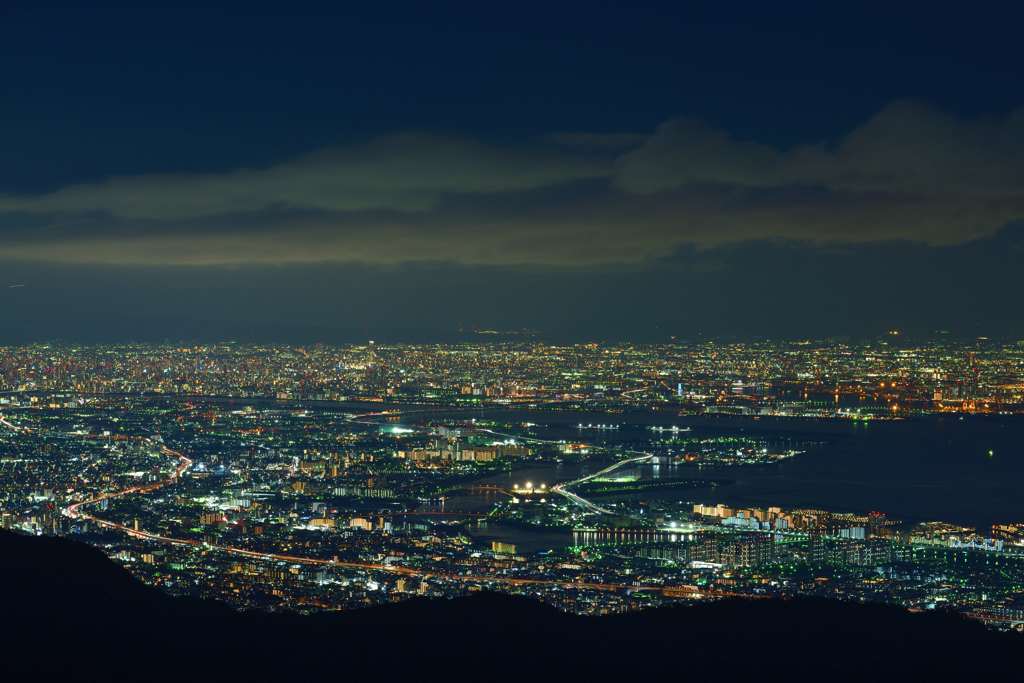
(2, 3, 1023, 342)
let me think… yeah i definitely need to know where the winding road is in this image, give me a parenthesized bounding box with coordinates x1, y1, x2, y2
(474, 425, 654, 516)
(1, 407, 745, 600)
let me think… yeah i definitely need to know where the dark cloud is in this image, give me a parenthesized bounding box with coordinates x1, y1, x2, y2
(0, 133, 611, 218)
(0, 101, 1022, 267)
(619, 101, 1024, 200)
(2, 223, 1022, 343)
(616, 100, 1024, 244)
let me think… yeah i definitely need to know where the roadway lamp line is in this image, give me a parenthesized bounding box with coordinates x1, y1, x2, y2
(0, 414, 26, 433)
(3, 407, 744, 599)
(475, 426, 654, 517)
(61, 444, 718, 595)
(550, 453, 655, 516)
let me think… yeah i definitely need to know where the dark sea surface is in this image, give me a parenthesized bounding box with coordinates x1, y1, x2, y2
(405, 407, 1024, 532)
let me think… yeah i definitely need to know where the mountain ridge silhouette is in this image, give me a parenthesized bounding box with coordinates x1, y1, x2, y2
(1, 529, 1017, 680)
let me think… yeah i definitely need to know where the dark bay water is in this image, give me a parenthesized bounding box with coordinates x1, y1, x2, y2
(416, 408, 1024, 531)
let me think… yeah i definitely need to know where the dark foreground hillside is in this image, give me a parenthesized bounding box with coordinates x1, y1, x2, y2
(1, 530, 1018, 681)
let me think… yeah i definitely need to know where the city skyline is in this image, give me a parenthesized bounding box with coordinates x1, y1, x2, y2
(3, 338, 1024, 631)
(3, 4, 1024, 677)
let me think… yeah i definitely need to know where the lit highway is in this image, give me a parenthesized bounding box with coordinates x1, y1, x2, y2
(11, 413, 735, 600)
(475, 425, 654, 517)
(0, 414, 26, 433)
(0, 407, 749, 601)
(551, 453, 655, 516)
(2, 338, 1024, 627)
